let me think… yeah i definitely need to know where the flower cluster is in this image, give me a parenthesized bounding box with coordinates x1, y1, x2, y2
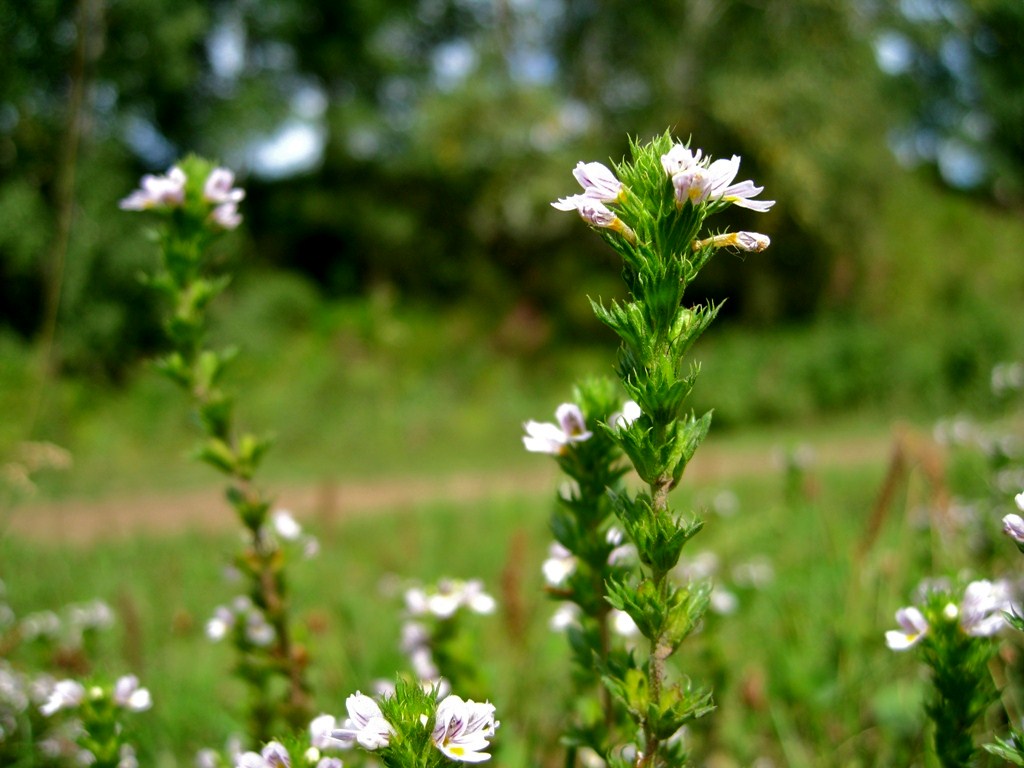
(660, 145, 774, 212)
(17, 598, 114, 649)
(206, 596, 275, 647)
(39, 675, 152, 717)
(120, 162, 245, 229)
(233, 718, 344, 768)
(398, 578, 496, 695)
(886, 579, 1016, 650)
(403, 579, 496, 620)
(330, 690, 498, 764)
(552, 142, 773, 251)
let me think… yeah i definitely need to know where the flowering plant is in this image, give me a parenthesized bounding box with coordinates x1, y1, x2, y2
(887, 577, 1015, 767)
(329, 683, 499, 767)
(527, 132, 773, 766)
(123, 156, 311, 741)
(400, 578, 497, 699)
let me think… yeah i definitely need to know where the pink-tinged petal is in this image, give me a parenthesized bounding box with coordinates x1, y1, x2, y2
(204, 167, 246, 204)
(1004, 513, 1024, 544)
(571, 161, 623, 201)
(555, 403, 591, 441)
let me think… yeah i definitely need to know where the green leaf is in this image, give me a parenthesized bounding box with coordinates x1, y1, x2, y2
(192, 437, 237, 474)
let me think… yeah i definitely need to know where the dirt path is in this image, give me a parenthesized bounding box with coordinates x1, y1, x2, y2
(5, 432, 894, 545)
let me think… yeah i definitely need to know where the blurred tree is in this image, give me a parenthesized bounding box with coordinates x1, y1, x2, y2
(870, 0, 1024, 206)
(0, 0, 1015, 379)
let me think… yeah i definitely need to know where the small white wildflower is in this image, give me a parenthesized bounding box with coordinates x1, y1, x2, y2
(118, 743, 138, 768)
(693, 231, 771, 253)
(272, 510, 303, 541)
(885, 606, 929, 650)
(245, 612, 276, 647)
(710, 587, 739, 616)
(206, 606, 235, 642)
(541, 543, 576, 587)
(568, 161, 624, 202)
(551, 196, 637, 241)
(309, 714, 339, 750)
(611, 610, 639, 638)
(960, 579, 1014, 637)
(40, 679, 85, 716)
(611, 400, 642, 430)
(660, 144, 703, 176)
(461, 579, 497, 615)
(523, 403, 593, 455)
(112, 675, 152, 712)
(211, 202, 243, 230)
(236, 741, 291, 768)
(1003, 513, 1024, 545)
(331, 692, 395, 751)
(431, 694, 499, 763)
(549, 603, 579, 632)
(203, 168, 245, 205)
(119, 166, 187, 210)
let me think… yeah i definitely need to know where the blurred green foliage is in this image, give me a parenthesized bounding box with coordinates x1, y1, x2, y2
(0, 0, 1021, 391)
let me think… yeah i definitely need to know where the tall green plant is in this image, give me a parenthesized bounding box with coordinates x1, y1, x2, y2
(121, 157, 311, 742)
(528, 132, 773, 767)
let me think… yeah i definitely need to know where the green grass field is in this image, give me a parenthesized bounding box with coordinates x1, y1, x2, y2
(7, 423, 1013, 767)
(1, 231, 1021, 766)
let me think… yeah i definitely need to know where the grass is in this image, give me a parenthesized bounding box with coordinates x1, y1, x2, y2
(7, 434, 1012, 767)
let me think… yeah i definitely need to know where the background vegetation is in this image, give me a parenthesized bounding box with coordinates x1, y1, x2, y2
(1, 0, 1023, 765)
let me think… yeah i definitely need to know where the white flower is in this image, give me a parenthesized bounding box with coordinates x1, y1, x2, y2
(119, 167, 187, 210)
(611, 400, 642, 429)
(960, 579, 1014, 637)
(701, 155, 774, 211)
(885, 606, 929, 650)
(694, 231, 771, 253)
(211, 202, 243, 230)
(461, 580, 497, 615)
(432, 695, 499, 763)
(331, 692, 395, 751)
(235, 741, 291, 768)
(1016, 492, 1024, 513)
(523, 403, 593, 455)
(245, 612, 275, 647)
(660, 144, 704, 176)
(272, 510, 303, 541)
(569, 161, 624, 202)
(204, 168, 245, 205)
(407, 579, 497, 619)
(611, 610, 639, 638)
(542, 542, 576, 587)
(709, 587, 739, 616)
(309, 714, 340, 750)
(668, 152, 774, 212)
(40, 679, 85, 716)
(1004, 513, 1024, 545)
(206, 606, 235, 641)
(112, 675, 152, 712)
(118, 744, 138, 768)
(551, 194, 636, 242)
(549, 602, 579, 631)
